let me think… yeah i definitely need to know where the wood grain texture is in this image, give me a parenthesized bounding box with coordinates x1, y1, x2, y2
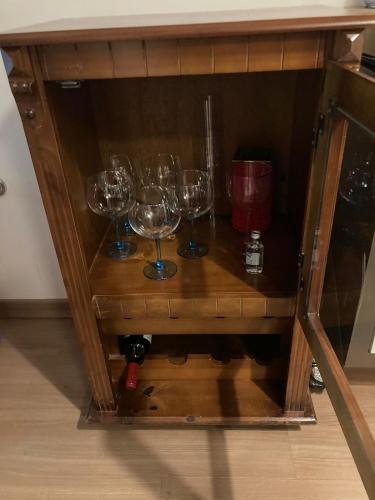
(39, 43, 81, 80)
(179, 38, 214, 75)
(308, 117, 348, 314)
(99, 317, 293, 336)
(306, 314, 375, 500)
(249, 34, 283, 72)
(89, 70, 308, 216)
(115, 378, 285, 425)
(10, 47, 115, 411)
(1, 6, 375, 46)
(283, 32, 321, 70)
(295, 62, 352, 323)
(90, 218, 298, 301)
(38, 31, 326, 80)
(111, 40, 147, 77)
(46, 81, 108, 270)
(287, 69, 323, 233)
(213, 36, 248, 73)
(145, 39, 180, 76)
(284, 319, 312, 414)
(77, 42, 113, 78)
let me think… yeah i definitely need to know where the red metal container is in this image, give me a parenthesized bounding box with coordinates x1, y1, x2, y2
(231, 160, 272, 232)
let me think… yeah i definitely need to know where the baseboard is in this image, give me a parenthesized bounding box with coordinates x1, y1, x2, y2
(0, 299, 71, 319)
(344, 367, 375, 384)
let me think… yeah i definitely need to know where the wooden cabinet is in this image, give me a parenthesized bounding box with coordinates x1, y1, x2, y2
(1, 6, 375, 496)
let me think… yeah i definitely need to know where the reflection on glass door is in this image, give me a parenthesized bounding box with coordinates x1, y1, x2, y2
(320, 121, 375, 368)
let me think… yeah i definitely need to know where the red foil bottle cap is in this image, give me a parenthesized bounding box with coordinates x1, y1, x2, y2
(125, 362, 138, 391)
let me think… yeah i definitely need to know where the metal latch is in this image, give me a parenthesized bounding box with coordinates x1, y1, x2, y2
(59, 80, 82, 89)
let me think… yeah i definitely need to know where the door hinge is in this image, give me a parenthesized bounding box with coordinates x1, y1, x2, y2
(298, 252, 305, 269)
(312, 113, 326, 149)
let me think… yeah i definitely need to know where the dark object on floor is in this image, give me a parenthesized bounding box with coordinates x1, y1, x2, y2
(309, 359, 325, 392)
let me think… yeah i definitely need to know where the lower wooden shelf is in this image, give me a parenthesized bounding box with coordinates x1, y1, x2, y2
(87, 380, 315, 426)
(87, 351, 316, 426)
(117, 378, 284, 424)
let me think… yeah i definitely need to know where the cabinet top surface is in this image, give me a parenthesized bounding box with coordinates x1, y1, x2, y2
(1, 5, 375, 46)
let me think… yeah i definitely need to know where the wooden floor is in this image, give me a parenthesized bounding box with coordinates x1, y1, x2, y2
(0, 319, 373, 500)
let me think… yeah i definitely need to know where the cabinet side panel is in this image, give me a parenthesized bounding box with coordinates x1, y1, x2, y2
(45, 81, 108, 270)
(7, 47, 115, 410)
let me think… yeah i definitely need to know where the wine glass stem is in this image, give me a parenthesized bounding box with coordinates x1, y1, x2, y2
(189, 218, 197, 250)
(113, 214, 123, 250)
(155, 239, 165, 271)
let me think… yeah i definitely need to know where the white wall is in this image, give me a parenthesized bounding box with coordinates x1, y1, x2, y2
(0, 1, 365, 299)
(0, 54, 66, 299)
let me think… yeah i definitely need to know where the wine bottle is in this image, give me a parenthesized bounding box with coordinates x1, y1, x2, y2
(118, 335, 152, 390)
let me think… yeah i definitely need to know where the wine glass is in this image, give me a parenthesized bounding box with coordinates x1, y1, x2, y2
(171, 169, 213, 259)
(87, 169, 136, 260)
(136, 153, 181, 188)
(137, 153, 182, 235)
(129, 185, 180, 280)
(110, 153, 136, 235)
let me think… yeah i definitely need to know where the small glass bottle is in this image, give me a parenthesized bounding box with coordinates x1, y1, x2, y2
(245, 230, 264, 274)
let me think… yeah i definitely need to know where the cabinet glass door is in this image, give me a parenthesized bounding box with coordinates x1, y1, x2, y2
(300, 62, 375, 498)
(320, 120, 375, 370)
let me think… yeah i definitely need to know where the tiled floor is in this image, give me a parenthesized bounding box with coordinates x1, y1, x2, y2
(0, 318, 372, 499)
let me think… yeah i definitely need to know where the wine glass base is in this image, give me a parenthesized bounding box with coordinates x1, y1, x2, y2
(143, 260, 177, 280)
(106, 241, 137, 260)
(177, 242, 208, 259)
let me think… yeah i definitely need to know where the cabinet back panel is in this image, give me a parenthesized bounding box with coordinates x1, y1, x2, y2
(90, 71, 303, 215)
(45, 70, 320, 267)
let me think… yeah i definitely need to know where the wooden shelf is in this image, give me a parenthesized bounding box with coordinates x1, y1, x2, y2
(88, 334, 315, 425)
(116, 378, 284, 425)
(91, 217, 298, 318)
(88, 353, 315, 425)
(88, 355, 316, 425)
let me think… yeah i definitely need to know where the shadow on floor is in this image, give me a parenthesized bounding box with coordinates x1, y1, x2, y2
(0, 318, 236, 499)
(0, 318, 89, 410)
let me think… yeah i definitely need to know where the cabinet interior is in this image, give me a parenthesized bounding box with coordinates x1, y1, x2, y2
(46, 68, 321, 422)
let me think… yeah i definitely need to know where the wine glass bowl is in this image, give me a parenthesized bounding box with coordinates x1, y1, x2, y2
(87, 169, 137, 260)
(110, 153, 136, 235)
(171, 169, 213, 259)
(129, 185, 180, 280)
(137, 153, 181, 188)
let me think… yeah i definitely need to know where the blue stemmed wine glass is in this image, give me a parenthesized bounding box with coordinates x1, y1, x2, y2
(129, 185, 180, 280)
(87, 169, 137, 260)
(171, 169, 213, 259)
